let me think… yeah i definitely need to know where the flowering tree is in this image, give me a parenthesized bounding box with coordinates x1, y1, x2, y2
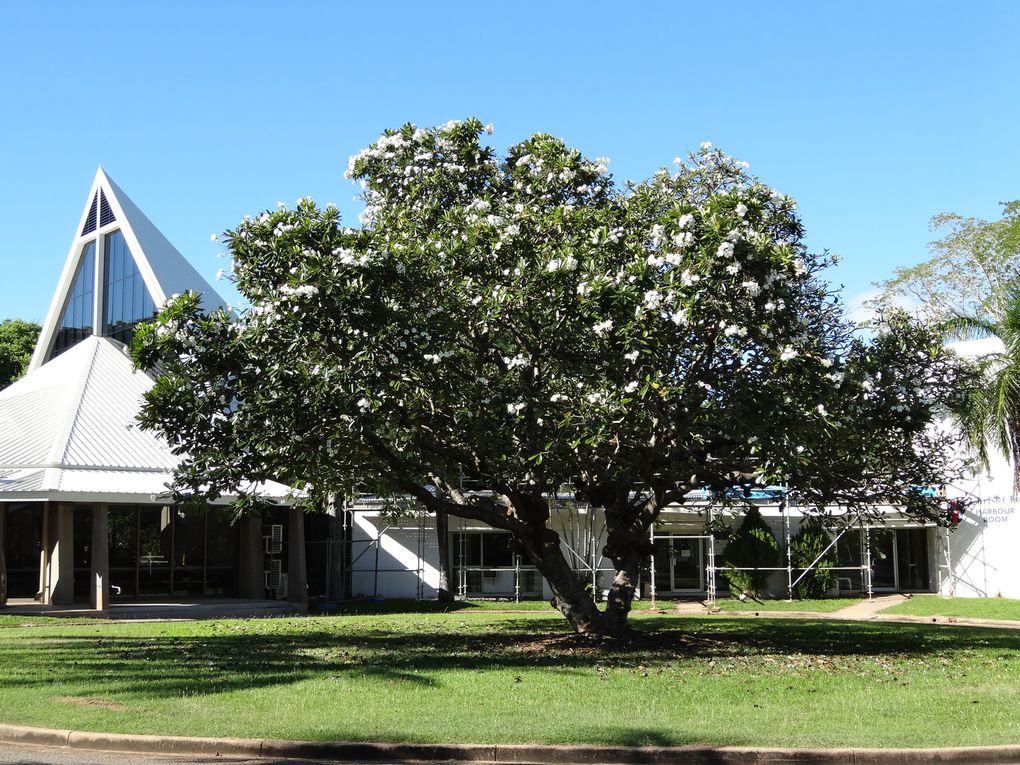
(134, 119, 972, 637)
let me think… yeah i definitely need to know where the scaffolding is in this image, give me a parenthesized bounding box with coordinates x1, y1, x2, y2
(345, 495, 428, 599)
(340, 490, 960, 604)
(647, 500, 917, 606)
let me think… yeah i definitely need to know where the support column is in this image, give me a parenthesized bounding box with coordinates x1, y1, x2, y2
(326, 500, 344, 601)
(90, 504, 109, 611)
(237, 513, 264, 599)
(36, 501, 49, 601)
(287, 507, 308, 611)
(0, 503, 8, 607)
(48, 503, 74, 605)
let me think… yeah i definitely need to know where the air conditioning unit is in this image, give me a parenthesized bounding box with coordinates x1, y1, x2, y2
(264, 524, 283, 554)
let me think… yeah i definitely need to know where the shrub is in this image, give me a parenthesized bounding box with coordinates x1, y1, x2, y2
(722, 507, 780, 597)
(790, 518, 837, 598)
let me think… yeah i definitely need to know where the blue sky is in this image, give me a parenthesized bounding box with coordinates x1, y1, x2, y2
(1, 1, 1017, 323)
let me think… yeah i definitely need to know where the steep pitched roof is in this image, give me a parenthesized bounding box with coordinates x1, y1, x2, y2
(30, 168, 225, 371)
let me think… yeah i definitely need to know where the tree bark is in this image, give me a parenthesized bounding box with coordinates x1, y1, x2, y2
(603, 546, 642, 637)
(435, 509, 453, 602)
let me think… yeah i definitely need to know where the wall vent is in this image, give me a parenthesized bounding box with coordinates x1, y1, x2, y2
(81, 193, 99, 235)
(98, 190, 116, 227)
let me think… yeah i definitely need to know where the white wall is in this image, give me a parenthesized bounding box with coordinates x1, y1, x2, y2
(947, 448, 1020, 598)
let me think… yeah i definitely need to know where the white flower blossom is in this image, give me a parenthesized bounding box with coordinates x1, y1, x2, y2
(624, 381, 639, 393)
(717, 242, 735, 259)
(700, 141, 713, 150)
(357, 397, 371, 411)
(735, 203, 748, 218)
(550, 393, 569, 403)
(643, 290, 662, 310)
(725, 262, 741, 275)
(507, 401, 527, 414)
(670, 309, 688, 325)
(780, 347, 798, 361)
(624, 350, 639, 362)
(593, 319, 613, 336)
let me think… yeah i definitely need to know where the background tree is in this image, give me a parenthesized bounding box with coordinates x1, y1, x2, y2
(789, 517, 837, 599)
(721, 507, 779, 598)
(0, 319, 40, 389)
(941, 291, 1020, 491)
(134, 119, 972, 637)
(869, 201, 1020, 324)
(870, 201, 1020, 488)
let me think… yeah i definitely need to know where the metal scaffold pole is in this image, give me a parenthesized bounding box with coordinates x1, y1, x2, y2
(649, 523, 656, 608)
(861, 519, 873, 600)
(706, 505, 716, 606)
(784, 500, 793, 601)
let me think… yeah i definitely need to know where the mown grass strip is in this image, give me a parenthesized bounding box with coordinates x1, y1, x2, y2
(0, 611, 1017, 748)
(882, 594, 1020, 621)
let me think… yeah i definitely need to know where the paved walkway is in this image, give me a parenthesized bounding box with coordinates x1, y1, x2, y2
(665, 593, 1020, 630)
(2, 598, 302, 620)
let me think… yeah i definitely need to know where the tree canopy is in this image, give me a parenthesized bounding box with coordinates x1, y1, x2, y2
(869, 201, 1020, 324)
(134, 119, 973, 636)
(0, 319, 40, 390)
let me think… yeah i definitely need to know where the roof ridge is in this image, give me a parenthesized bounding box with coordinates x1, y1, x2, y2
(43, 338, 102, 485)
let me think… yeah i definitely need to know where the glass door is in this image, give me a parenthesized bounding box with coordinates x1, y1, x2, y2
(653, 537, 704, 593)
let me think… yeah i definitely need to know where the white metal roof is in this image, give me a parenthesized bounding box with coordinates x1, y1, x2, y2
(0, 336, 175, 501)
(0, 336, 291, 504)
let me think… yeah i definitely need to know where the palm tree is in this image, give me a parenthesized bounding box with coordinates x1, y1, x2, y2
(943, 294, 1020, 492)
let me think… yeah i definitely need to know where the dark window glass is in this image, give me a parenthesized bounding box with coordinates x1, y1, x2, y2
(51, 242, 96, 360)
(4, 504, 43, 597)
(103, 230, 156, 346)
(109, 505, 138, 598)
(205, 509, 238, 596)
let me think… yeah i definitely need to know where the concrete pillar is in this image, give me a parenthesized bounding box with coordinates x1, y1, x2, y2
(326, 501, 344, 601)
(48, 503, 74, 605)
(287, 507, 308, 611)
(36, 501, 49, 601)
(237, 513, 265, 599)
(0, 504, 8, 607)
(90, 504, 109, 611)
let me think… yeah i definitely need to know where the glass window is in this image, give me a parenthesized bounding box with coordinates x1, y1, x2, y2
(103, 230, 156, 346)
(51, 242, 96, 359)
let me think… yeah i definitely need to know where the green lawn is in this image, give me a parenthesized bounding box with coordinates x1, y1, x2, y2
(0, 610, 1018, 748)
(710, 597, 862, 613)
(882, 595, 1020, 621)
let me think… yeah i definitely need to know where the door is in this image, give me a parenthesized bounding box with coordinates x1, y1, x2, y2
(870, 528, 930, 591)
(653, 536, 704, 593)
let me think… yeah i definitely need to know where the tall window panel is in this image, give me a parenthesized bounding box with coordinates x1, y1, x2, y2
(51, 242, 96, 359)
(103, 230, 156, 345)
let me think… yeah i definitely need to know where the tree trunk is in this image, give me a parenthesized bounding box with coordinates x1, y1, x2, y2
(603, 547, 642, 637)
(435, 509, 453, 602)
(519, 526, 607, 635)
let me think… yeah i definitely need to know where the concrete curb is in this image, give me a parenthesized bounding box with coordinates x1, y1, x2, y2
(4, 724, 1020, 764)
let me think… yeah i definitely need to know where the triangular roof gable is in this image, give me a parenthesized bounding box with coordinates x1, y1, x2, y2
(31, 168, 225, 370)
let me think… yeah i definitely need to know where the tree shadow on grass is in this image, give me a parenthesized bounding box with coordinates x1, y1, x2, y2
(0, 616, 1016, 703)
